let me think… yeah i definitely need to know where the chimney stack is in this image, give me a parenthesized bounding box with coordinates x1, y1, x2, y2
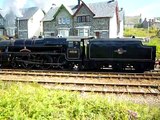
(78, 0, 81, 6)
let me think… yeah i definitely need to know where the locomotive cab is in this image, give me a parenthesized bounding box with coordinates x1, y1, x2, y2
(66, 36, 94, 70)
(67, 40, 81, 60)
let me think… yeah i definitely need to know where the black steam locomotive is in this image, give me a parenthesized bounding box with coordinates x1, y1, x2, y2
(0, 37, 156, 72)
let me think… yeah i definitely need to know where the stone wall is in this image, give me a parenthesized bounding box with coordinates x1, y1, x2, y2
(43, 5, 110, 38)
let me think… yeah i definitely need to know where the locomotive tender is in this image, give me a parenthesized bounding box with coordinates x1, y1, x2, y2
(0, 37, 156, 72)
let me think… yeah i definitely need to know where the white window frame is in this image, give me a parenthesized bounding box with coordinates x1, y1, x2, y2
(77, 27, 90, 37)
(58, 18, 70, 25)
(58, 28, 70, 37)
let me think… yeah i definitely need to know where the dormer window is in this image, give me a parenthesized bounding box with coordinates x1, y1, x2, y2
(77, 15, 90, 23)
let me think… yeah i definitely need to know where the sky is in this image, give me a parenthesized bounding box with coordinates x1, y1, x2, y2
(0, 0, 160, 19)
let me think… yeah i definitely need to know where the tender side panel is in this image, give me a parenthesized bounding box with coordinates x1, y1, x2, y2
(89, 41, 153, 61)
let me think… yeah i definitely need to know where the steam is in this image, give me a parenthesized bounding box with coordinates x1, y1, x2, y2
(1, 0, 53, 16)
(1, 0, 78, 17)
(3, 0, 27, 17)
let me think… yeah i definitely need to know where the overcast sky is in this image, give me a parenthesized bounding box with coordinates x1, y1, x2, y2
(0, 0, 160, 19)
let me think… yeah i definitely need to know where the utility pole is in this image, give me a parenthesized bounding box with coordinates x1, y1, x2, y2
(147, 21, 149, 37)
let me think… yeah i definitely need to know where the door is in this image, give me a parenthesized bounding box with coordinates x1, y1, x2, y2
(95, 32, 100, 38)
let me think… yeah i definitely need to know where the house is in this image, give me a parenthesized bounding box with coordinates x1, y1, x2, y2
(125, 15, 142, 28)
(0, 13, 5, 36)
(142, 18, 160, 29)
(42, 0, 123, 38)
(42, 4, 73, 37)
(4, 7, 45, 39)
(17, 7, 45, 39)
(153, 18, 160, 29)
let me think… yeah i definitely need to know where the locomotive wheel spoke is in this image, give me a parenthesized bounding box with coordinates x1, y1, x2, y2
(11, 57, 19, 68)
(21, 55, 34, 69)
(57, 55, 67, 69)
(40, 55, 53, 70)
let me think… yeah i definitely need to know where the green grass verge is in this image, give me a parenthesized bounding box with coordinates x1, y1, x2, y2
(0, 82, 159, 120)
(147, 37, 160, 59)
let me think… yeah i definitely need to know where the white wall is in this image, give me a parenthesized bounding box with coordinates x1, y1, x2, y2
(109, 12, 118, 38)
(28, 9, 44, 38)
(118, 19, 124, 38)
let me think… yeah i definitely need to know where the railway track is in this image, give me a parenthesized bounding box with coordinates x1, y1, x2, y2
(1, 78, 159, 96)
(1, 68, 160, 77)
(0, 69, 160, 96)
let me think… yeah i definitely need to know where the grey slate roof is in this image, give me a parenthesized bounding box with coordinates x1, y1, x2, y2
(19, 7, 39, 20)
(42, 7, 59, 21)
(42, 0, 117, 21)
(42, 5, 78, 22)
(0, 14, 4, 19)
(88, 1, 117, 18)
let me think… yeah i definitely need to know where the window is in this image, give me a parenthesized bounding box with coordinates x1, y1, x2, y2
(58, 29, 69, 37)
(67, 18, 70, 24)
(77, 15, 90, 23)
(58, 18, 70, 24)
(58, 18, 62, 24)
(78, 28, 90, 37)
(79, 29, 84, 36)
(0, 29, 3, 35)
(7, 28, 15, 36)
(62, 18, 66, 24)
(0, 19, 4, 25)
(86, 16, 90, 22)
(77, 16, 81, 22)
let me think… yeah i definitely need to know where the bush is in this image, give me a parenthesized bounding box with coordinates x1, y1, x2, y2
(0, 82, 160, 119)
(147, 37, 160, 59)
(124, 28, 157, 37)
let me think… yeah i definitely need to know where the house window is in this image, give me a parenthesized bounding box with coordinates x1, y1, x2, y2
(78, 28, 90, 37)
(101, 31, 108, 38)
(58, 29, 69, 37)
(79, 29, 84, 36)
(0, 19, 4, 25)
(59, 18, 62, 24)
(0, 29, 3, 36)
(94, 31, 109, 38)
(7, 28, 15, 36)
(77, 15, 90, 23)
(58, 18, 70, 24)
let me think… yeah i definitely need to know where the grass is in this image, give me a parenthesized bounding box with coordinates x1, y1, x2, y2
(0, 82, 160, 120)
(124, 28, 157, 37)
(147, 37, 160, 59)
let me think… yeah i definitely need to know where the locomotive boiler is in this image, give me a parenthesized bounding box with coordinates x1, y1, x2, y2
(0, 37, 156, 72)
